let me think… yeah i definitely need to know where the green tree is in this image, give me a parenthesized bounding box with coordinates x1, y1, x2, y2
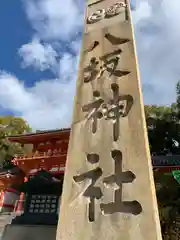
(145, 104, 180, 155)
(154, 171, 180, 239)
(0, 116, 32, 168)
(176, 81, 180, 109)
(145, 81, 180, 238)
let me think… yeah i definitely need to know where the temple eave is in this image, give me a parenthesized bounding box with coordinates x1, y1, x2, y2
(12, 155, 66, 175)
(8, 129, 70, 144)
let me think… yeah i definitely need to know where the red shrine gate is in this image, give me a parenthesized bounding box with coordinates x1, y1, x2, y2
(8, 129, 70, 176)
(0, 129, 69, 213)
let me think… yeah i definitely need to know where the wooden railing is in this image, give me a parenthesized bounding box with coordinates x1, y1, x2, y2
(13, 148, 68, 161)
(11, 149, 67, 174)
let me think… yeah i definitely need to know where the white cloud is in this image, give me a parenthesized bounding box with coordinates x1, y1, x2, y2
(0, 69, 77, 130)
(18, 37, 58, 72)
(3, 0, 84, 130)
(132, 1, 152, 24)
(1, 0, 180, 130)
(59, 53, 77, 80)
(20, 0, 180, 108)
(23, 0, 85, 41)
(132, 0, 180, 105)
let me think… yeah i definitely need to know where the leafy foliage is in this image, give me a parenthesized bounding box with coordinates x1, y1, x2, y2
(145, 81, 180, 238)
(145, 83, 180, 155)
(172, 170, 180, 185)
(154, 171, 180, 239)
(0, 116, 32, 168)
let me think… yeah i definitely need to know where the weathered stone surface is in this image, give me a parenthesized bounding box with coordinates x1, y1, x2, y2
(56, 0, 162, 239)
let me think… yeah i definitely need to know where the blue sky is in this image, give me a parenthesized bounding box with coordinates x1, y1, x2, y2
(0, 0, 179, 130)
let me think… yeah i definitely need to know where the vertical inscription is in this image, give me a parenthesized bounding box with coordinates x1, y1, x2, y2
(58, 0, 162, 239)
(73, 150, 142, 222)
(82, 31, 132, 140)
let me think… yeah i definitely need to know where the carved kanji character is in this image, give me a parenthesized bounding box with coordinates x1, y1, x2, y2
(82, 91, 104, 133)
(84, 57, 99, 83)
(100, 150, 142, 215)
(82, 85, 133, 138)
(100, 49, 130, 78)
(102, 83, 133, 141)
(83, 49, 130, 83)
(73, 154, 103, 222)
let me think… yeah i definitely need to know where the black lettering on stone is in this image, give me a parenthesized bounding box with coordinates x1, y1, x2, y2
(84, 57, 99, 83)
(82, 86, 133, 138)
(102, 83, 133, 141)
(104, 33, 130, 45)
(100, 50, 130, 78)
(83, 49, 130, 83)
(85, 41, 99, 53)
(82, 90, 104, 133)
(73, 154, 103, 222)
(100, 150, 142, 215)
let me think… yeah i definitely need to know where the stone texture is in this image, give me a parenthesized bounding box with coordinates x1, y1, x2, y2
(56, 0, 162, 239)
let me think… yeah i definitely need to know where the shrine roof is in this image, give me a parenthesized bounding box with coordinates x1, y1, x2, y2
(7, 128, 70, 143)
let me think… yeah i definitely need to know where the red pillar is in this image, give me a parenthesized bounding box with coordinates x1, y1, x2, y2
(16, 176, 28, 213)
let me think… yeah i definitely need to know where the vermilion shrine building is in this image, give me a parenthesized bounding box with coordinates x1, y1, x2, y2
(0, 129, 70, 239)
(0, 128, 69, 215)
(9, 128, 69, 176)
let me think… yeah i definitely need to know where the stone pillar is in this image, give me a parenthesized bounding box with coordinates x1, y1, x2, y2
(56, 0, 162, 239)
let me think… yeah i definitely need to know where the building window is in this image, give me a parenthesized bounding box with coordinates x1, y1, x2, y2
(28, 195, 58, 214)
